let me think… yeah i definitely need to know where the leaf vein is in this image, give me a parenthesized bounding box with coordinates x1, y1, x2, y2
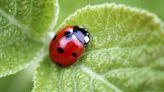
(79, 64, 122, 92)
(0, 9, 29, 34)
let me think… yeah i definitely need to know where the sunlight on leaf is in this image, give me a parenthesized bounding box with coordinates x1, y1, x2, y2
(33, 3, 164, 92)
(0, 0, 59, 77)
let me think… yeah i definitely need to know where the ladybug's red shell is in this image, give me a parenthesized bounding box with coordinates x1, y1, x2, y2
(49, 26, 90, 67)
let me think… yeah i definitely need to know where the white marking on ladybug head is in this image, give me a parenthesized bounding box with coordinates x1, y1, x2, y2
(84, 36, 90, 43)
(69, 28, 73, 33)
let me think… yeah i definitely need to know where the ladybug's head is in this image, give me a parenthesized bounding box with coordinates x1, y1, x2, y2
(73, 26, 90, 46)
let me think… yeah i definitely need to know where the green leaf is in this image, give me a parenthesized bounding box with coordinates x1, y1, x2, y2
(0, 0, 59, 77)
(33, 4, 164, 92)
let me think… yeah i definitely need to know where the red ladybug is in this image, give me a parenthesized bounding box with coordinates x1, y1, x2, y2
(49, 26, 90, 67)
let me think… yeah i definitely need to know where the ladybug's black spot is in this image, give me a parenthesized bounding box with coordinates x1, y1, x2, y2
(72, 52, 77, 58)
(52, 35, 57, 40)
(56, 62, 63, 67)
(64, 31, 72, 39)
(57, 47, 64, 54)
(64, 31, 70, 36)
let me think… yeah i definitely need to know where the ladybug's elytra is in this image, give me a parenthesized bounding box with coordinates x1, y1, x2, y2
(49, 26, 90, 67)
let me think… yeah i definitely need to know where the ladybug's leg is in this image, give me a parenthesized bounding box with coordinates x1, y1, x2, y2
(56, 62, 63, 67)
(52, 35, 57, 41)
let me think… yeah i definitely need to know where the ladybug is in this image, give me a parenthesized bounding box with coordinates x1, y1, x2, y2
(49, 26, 90, 67)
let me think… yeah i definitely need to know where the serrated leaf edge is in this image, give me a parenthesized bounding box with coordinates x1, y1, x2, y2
(41, 0, 60, 44)
(0, 0, 60, 43)
(58, 3, 163, 32)
(0, 47, 47, 78)
(0, 0, 59, 77)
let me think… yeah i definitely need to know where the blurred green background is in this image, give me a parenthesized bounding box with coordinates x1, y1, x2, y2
(0, 0, 163, 92)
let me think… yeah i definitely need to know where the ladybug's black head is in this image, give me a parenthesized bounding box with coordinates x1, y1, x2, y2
(73, 26, 90, 46)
